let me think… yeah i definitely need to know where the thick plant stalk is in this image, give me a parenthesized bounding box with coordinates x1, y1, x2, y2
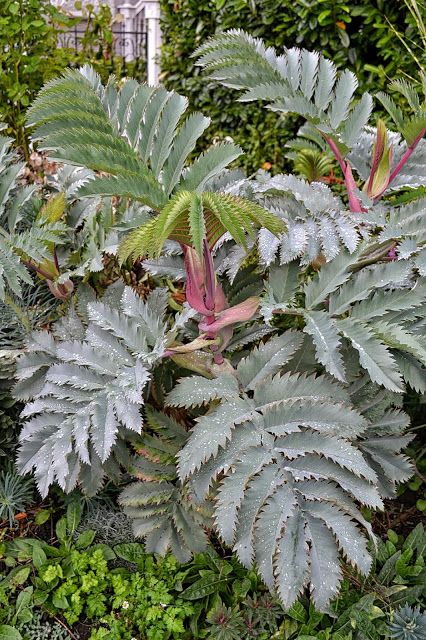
(325, 137, 364, 213)
(387, 127, 426, 188)
(181, 241, 258, 364)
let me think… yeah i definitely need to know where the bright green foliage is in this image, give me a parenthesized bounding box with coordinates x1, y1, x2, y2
(27, 67, 243, 212)
(1, 516, 194, 640)
(0, 0, 71, 153)
(0, 0, 146, 156)
(1, 524, 425, 638)
(119, 190, 284, 261)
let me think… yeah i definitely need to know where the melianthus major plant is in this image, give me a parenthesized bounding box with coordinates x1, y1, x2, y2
(12, 33, 426, 611)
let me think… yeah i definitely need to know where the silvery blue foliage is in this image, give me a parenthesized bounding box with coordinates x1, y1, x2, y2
(14, 285, 185, 496)
(169, 332, 413, 610)
(12, 34, 426, 614)
(252, 174, 364, 265)
(389, 606, 426, 640)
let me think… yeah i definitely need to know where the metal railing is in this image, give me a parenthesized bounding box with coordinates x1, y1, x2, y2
(58, 25, 147, 65)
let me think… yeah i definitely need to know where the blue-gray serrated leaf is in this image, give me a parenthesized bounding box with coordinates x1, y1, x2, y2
(167, 374, 239, 408)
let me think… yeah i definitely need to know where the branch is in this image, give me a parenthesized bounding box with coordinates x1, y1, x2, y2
(387, 127, 426, 188)
(21, 258, 54, 281)
(324, 137, 364, 213)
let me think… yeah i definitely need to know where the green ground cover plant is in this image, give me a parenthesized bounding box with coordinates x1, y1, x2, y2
(0, 517, 425, 638)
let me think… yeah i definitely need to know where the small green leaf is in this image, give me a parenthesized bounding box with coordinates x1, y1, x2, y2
(287, 600, 307, 622)
(7, 567, 30, 588)
(55, 516, 67, 543)
(52, 593, 68, 609)
(113, 543, 146, 563)
(88, 544, 116, 561)
(416, 498, 426, 511)
(32, 544, 47, 569)
(387, 529, 399, 545)
(180, 576, 229, 600)
(34, 510, 51, 526)
(0, 625, 22, 640)
(66, 501, 82, 534)
(75, 530, 96, 549)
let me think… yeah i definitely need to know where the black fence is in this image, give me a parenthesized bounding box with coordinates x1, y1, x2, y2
(58, 25, 147, 64)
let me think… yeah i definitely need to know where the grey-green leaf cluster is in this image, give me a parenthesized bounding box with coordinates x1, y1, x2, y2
(119, 408, 209, 562)
(27, 66, 243, 211)
(169, 331, 412, 611)
(261, 251, 426, 393)
(195, 30, 373, 153)
(14, 286, 179, 496)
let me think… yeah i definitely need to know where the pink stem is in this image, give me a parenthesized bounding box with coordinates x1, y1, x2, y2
(387, 127, 426, 189)
(22, 259, 54, 281)
(204, 308, 224, 364)
(325, 137, 364, 213)
(203, 239, 216, 312)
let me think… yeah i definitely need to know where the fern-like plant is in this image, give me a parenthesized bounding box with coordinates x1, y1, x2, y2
(13, 39, 426, 613)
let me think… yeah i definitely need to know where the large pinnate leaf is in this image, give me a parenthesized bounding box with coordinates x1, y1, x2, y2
(177, 396, 254, 479)
(338, 319, 404, 392)
(174, 331, 412, 610)
(195, 30, 372, 151)
(236, 331, 303, 389)
(303, 310, 346, 381)
(304, 249, 359, 310)
(167, 374, 239, 408)
(15, 286, 176, 496)
(118, 190, 285, 262)
(27, 68, 243, 212)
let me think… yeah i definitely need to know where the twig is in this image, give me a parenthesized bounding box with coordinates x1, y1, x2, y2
(386, 127, 426, 189)
(21, 258, 54, 281)
(51, 614, 79, 640)
(324, 137, 364, 213)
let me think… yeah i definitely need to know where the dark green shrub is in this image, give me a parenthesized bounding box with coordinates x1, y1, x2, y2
(159, 0, 424, 172)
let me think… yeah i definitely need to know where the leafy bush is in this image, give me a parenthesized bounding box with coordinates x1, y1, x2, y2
(3, 26, 426, 614)
(0, 0, 146, 157)
(0, 0, 72, 154)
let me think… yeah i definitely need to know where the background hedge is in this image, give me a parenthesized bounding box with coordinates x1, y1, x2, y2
(159, 0, 424, 172)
